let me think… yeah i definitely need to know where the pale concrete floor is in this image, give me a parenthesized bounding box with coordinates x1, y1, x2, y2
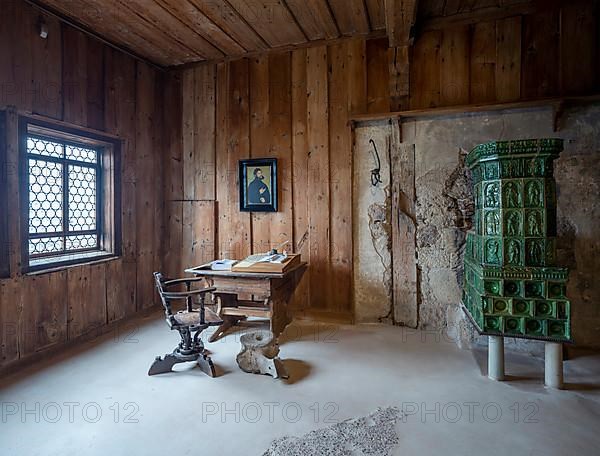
(1, 311, 600, 456)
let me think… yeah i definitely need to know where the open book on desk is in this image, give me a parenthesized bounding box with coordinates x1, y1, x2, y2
(231, 253, 301, 274)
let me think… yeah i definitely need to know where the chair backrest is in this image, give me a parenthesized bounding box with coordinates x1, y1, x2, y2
(153, 272, 174, 318)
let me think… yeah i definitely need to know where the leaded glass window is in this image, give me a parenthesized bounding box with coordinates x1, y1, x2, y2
(26, 135, 101, 259)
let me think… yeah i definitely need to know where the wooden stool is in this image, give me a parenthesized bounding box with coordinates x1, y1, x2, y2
(236, 330, 288, 379)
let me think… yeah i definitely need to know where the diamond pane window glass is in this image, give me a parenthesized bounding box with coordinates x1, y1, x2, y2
(68, 165, 97, 231)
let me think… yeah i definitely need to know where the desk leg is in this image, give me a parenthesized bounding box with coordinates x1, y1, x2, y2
(270, 291, 293, 340)
(209, 315, 245, 343)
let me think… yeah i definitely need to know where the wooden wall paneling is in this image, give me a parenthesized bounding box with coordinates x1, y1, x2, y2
(328, 0, 371, 35)
(104, 47, 137, 261)
(0, 111, 8, 279)
(31, 11, 62, 119)
(182, 68, 195, 200)
(193, 65, 217, 201)
(5, 109, 22, 276)
(348, 39, 368, 115)
(410, 30, 442, 108)
(495, 16, 522, 102)
(6, 2, 34, 113)
(560, 0, 598, 95)
(20, 272, 68, 356)
(440, 26, 470, 106)
(285, 0, 340, 40)
(249, 55, 271, 253)
(217, 59, 251, 259)
(62, 26, 88, 126)
(470, 21, 497, 103)
(182, 201, 216, 268)
(86, 37, 105, 130)
(215, 62, 228, 257)
(521, 10, 559, 99)
(163, 71, 184, 278)
(104, 47, 138, 320)
(67, 264, 107, 339)
(366, 38, 391, 113)
(135, 62, 158, 310)
(328, 42, 352, 312)
(306, 45, 330, 309)
(106, 259, 136, 323)
(268, 52, 293, 251)
(152, 67, 165, 295)
(290, 48, 310, 310)
(0, 278, 21, 366)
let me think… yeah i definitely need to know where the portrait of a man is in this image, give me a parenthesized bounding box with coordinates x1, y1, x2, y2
(248, 167, 271, 205)
(239, 158, 277, 212)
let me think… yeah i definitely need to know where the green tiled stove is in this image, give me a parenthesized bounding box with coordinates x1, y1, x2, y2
(462, 138, 571, 345)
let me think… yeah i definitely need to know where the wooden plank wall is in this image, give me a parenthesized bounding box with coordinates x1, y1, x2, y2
(167, 38, 389, 317)
(410, 1, 600, 108)
(165, 2, 599, 318)
(0, 0, 166, 370)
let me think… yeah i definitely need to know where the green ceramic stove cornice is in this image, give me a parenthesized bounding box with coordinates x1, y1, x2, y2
(466, 138, 564, 168)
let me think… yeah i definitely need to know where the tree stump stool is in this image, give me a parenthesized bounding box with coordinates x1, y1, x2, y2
(236, 330, 288, 379)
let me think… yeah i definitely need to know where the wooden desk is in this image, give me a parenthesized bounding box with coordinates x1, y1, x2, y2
(184, 263, 306, 342)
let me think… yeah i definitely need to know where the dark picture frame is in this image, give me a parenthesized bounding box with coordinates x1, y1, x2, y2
(239, 158, 277, 212)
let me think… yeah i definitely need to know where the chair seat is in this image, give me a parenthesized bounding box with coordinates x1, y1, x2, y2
(173, 308, 223, 327)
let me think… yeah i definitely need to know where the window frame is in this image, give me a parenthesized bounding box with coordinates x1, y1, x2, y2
(19, 115, 122, 273)
(0, 111, 9, 278)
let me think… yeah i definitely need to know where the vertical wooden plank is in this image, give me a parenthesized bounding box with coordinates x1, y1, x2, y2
(470, 21, 497, 103)
(268, 52, 293, 252)
(366, 38, 390, 113)
(410, 30, 442, 109)
(522, 10, 560, 99)
(249, 55, 271, 253)
(440, 26, 470, 106)
(68, 264, 107, 339)
(31, 12, 62, 119)
(182, 201, 216, 267)
(217, 59, 251, 260)
(291, 48, 309, 311)
(20, 272, 68, 355)
(306, 45, 330, 309)
(0, 279, 21, 365)
(135, 62, 158, 309)
(193, 64, 216, 200)
(182, 68, 195, 201)
(495, 16, 522, 102)
(5, 1, 34, 112)
(348, 39, 367, 115)
(560, 1, 597, 95)
(391, 128, 417, 327)
(328, 42, 352, 313)
(5, 109, 21, 276)
(164, 202, 183, 276)
(62, 26, 88, 126)
(106, 259, 137, 323)
(86, 38, 105, 130)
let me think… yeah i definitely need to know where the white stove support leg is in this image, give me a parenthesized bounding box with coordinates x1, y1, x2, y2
(488, 335, 505, 381)
(545, 342, 564, 389)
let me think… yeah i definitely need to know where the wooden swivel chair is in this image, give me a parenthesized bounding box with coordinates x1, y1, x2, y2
(149, 272, 223, 377)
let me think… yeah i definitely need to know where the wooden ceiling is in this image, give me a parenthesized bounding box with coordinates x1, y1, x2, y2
(32, 0, 390, 67)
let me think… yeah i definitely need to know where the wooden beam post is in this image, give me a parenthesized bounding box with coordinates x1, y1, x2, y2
(385, 1, 419, 111)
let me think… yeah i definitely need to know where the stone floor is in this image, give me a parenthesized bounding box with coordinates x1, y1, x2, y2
(1, 311, 599, 456)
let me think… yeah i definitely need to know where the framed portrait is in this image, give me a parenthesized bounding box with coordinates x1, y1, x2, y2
(239, 158, 278, 212)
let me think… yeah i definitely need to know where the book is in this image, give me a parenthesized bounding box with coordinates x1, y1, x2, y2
(193, 259, 238, 271)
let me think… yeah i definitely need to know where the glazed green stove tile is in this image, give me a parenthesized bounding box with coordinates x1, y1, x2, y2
(461, 139, 572, 342)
